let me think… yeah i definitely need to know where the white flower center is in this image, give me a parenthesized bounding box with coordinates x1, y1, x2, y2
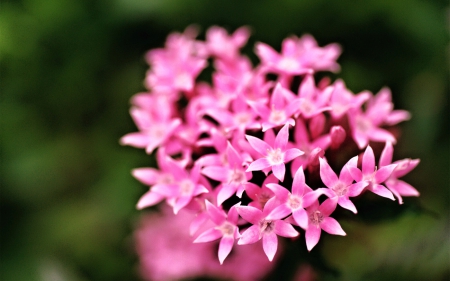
(288, 195, 302, 210)
(267, 148, 284, 165)
(217, 222, 235, 236)
(332, 182, 348, 196)
(228, 169, 246, 184)
(356, 116, 372, 133)
(179, 180, 194, 196)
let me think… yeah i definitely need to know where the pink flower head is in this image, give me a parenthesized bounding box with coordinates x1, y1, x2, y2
(246, 123, 304, 182)
(266, 167, 324, 229)
(328, 79, 370, 119)
(297, 75, 332, 119)
(379, 142, 420, 204)
(319, 157, 368, 214)
(237, 200, 299, 261)
(194, 201, 240, 264)
(348, 145, 397, 200)
(305, 198, 346, 251)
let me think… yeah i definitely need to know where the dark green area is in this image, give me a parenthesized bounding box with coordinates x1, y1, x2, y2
(1, 0, 448, 280)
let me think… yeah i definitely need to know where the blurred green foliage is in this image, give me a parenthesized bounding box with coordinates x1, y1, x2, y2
(1, 0, 448, 280)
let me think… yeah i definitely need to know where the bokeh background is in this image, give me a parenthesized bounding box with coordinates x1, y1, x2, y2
(1, 0, 449, 280)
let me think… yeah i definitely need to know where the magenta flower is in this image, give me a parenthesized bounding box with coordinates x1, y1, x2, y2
(348, 145, 397, 200)
(246, 123, 304, 181)
(379, 142, 420, 204)
(296, 74, 332, 119)
(265, 167, 323, 229)
(237, 200, 299, 261)
(194, 201, 240, 264)
(245, 174, 278, 210)
(328, 79, 370, 119)
(319, 157, 367, 214)
(305, 198, 346, 251)
(205, 26, 250, 60)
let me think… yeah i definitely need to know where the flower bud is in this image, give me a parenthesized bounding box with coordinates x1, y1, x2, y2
(330, 125, 346, 149)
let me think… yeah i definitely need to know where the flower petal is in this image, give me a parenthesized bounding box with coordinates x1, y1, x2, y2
(218, 236, 235, 264)
(319, 158, 339, 188)
(238, 225, 261, 245)
(263, 232, 278, 261)
(293, 208, 309, 229)
(136, 190, 165, 209)
(305, 225, 321, 251)
(272, 163, 286, 182)
(194, 228, 222, 243)
(246, 135, 272, 156)
(236, 205, 263, 225)
(247, 158, 271, 172)
(321, 217, 346, 236)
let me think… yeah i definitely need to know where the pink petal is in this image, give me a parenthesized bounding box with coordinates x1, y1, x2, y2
(190, 212, 208, 235)
(265, 183, 289, 200)
(369, 127, 396, 144)
(362, 146, 375, 175)
(319, 158, 339, 188)
(236, 205, 263, 225)
(263, 232, 278, 261)
(305, 225, 321, 251)
(272, 163, 286, 182)
(266, 204, 292, 220)
(274, 123, 290, 150)
(136, 190, 164, 209)
(205, 200, 226, 225)
(293, 208, 309, 229)
(271, 83, 287, 110)
(238, 225, 261, 245)
(227, 203, 240, 224)
(348, 166, 362, 182)
(347, 181, 368, 197)
(370, 184, 395, 200)
(274, 220, 299, 237)
(283, 148, 304, 163)
(374, 164, 397, 183)
(340, 156, 358, 184)
(337, 196, 357, 214)
(292, 167, 307, 196)
(320, 217, 346, 236)
(226, 142, 242, 168)
(387, 179, 420, 197)
(132, 168, 160, 185)
(120, 132, 148, 148)
(379, 141, 394, 167)
(246, 135, 272, 156)
(194, 228, 222, 243)
(302, 191, 321, 208)
(218, 236, 235, 264)
(173, 196, 192, 214)
(247, 158, 271, 172)
(318, 198, 337, 217)
(217, 184, 238, 206)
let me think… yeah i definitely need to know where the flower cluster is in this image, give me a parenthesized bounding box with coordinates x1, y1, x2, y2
(122, 26, 420, 263)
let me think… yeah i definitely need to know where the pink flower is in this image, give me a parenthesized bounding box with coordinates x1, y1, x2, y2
(296, 75, 332, 119)
(194, 201, 240, 264)
(245, 174, 278, 210)
(319, 157, 367, 214)
(266, 167, 323, 229)
(250, 83, 301, 132)
(304, 198, 346, 251)
(246, 123, 304, 181)
(202, 142, 253, 205)
(379, 142, 420, 204)
(152, 158, 209, 214)
(205, 26, 250, 60)
(348, 145, 397, 200)
(237, 200, 299, 261)
(328, 79, 370, 119)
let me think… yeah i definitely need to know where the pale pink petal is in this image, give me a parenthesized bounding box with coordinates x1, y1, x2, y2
(305, 226, 321, 251)
(339, 156, 358, 184)
(283, 148, 304, 163)
(379, 141, 394, 167)
(347, 181, 368, 197)
(319, 158, 339, 188)
(274, 123, 290, 150)
(362, 146, 375, 175)
(265, 183, 289, 200)
(318, 198, 337, 217)
(374, 164, 397, 183)
(227, 203, 240, 224)
(320, 217, 346, 236)
(151, 183, 179, 197)
(226, 142, 243, 168)
(271, 83, 287, 110)
(205, 200, 226, 225)
(263, 232, 278, 261)
(246, 135, 272, 156)
(190, 212, 208, 235)
(266, 204, 292, 220)
(302, 191, 322, 208)
(292, 167, 307, 196)
(272, 163, 286, 182)
(255, 42, 279, 64)
(337, 196, 357, 213)
(136, 190, 165, 209)
(370, 184, 395, 200)
(218, 236, 235, 264)
(370, 127, 396, 144)
(236, 205, 263, 225)
(238, 225, 261, 245)
(388, 180, 420, 197)
(173, 196, 192, 214)
(293, 208, 309, 229)
(348, 166, 362, 182)
(247, 158, 271, 172)
(132, 168, 160, 185)
(217, 184, 238, 206)
(194, 228, 223, 243)
(120, 132, 148, 148)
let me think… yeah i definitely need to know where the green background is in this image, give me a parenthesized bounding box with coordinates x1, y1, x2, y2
(1, 0, 448, 280)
